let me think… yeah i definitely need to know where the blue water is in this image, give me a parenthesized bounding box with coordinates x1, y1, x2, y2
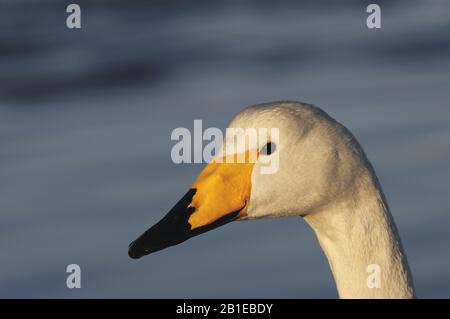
(1, 0, 450, 298)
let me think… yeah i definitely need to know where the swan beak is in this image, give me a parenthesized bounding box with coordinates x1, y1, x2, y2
(128, 152, 256, 259)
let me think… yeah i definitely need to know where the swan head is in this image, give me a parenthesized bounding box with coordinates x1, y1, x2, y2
(129, 101, 369, 259)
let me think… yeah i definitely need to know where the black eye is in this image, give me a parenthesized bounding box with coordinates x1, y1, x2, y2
(260, 142, 276, 155)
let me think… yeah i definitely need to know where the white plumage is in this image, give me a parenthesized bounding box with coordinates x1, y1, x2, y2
(229, 101, 415, 298)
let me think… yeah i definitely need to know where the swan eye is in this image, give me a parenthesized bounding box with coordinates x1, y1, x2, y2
(260, 142, 276, 155)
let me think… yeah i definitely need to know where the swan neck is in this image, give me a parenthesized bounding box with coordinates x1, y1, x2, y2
(304, 174, 415, 298)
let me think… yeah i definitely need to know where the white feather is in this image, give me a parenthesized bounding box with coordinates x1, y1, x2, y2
(228, 101, 415, 298)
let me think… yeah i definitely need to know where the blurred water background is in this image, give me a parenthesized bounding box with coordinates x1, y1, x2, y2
(1, 0, 450, 298)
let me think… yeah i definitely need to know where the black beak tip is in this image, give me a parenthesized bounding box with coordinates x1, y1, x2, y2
(128, 240, 145, 260)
